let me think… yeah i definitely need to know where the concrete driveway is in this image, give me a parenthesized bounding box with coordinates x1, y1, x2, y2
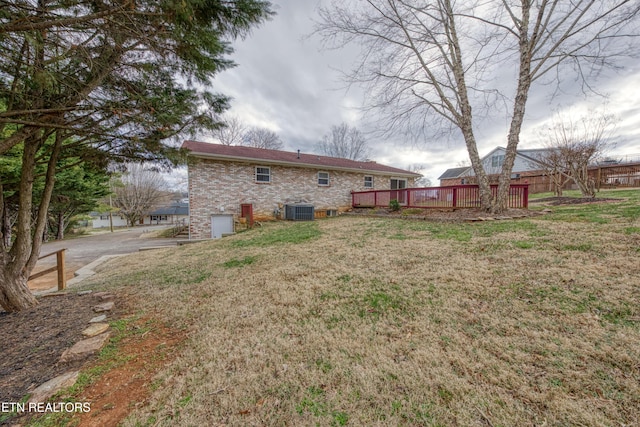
(30, 226, 185, 290)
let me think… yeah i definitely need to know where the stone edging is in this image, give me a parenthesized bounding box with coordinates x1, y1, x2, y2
(27, 291, 116, 405)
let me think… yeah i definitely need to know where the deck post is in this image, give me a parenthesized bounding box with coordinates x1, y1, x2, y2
(56, 249, 66, 290)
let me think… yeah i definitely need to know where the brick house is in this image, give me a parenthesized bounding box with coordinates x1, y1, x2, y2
(183, 141, 421, 239)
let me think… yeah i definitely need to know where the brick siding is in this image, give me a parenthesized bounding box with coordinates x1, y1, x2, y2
(188, 157, 412, 239)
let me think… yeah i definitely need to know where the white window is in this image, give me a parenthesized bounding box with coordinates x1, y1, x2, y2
(99, 215, 109, 220)
(255, 166, 271, 183)
(318, 171, 330, 186)
(364, 176, 374, 188)
(390, 178, 407, 190)
(151, 215, 168, 221)
(491, 155, 505, 168)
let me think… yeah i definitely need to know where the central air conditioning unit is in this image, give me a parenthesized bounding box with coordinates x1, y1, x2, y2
(284, 204, 315, 221)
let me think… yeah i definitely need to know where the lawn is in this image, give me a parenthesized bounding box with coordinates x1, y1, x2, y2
(68, 190, 640, 425)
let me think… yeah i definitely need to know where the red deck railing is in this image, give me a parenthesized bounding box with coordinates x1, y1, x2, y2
(351, 184, 529, 209)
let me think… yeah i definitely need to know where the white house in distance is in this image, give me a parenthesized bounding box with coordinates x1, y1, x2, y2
(183, 141, 421, 240)
(141, 202, 189, 225)
(90, 212, 128, 229)
(438, 146, 555, 193)
(90, 202, 189, 228)
(439, 147, 550, 184)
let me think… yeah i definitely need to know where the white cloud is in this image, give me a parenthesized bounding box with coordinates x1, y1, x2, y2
(189, 0, 640, 187)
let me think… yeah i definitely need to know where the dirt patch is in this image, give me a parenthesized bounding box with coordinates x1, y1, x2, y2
(70, 320, 185, 427)
(28, 262, 82, 291)
(530, 196, 623, 205)
(0, 292, 124, 406)
(1, 291, 186, 427)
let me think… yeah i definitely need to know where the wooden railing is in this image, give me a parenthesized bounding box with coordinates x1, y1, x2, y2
(170, 219, 188, 237)
(28, 248, 67, 291)
(352, 184, 529, 209)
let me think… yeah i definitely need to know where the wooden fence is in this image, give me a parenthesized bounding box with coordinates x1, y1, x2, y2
(352, 184, 529, 209)
(28, 248, 67, 291)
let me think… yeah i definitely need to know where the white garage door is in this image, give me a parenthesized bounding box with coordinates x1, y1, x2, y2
(211, 215, 234, 239)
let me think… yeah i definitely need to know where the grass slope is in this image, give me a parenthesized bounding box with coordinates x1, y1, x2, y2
(82, 189, 639, 426)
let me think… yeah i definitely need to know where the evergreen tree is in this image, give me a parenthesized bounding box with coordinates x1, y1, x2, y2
(46, 161, 111, 240)
(0, 0, 274, 311)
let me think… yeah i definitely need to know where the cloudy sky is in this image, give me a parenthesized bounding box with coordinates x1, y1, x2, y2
(176, 0, 640, 187)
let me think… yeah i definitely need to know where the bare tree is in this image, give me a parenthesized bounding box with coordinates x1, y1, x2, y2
(318, 123, 370, 161)
(407, 164, 432, 187)
(212, 116, 248, 146)
(317, 0, 640, 213)
(242, 127, 283, 149)
(212, 119, 282, 150)
(539, 111, 617, 197)
(111, 164, 169, 227)
(528, 149, 572, 196)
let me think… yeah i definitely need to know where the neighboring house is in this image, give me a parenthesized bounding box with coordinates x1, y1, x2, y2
(183, 141, 421, 239)
(142, 202, 189, 225)
(439, 146, 640, 193)
(91, 202, 189, 228)
(437, 166, 471, 185)
(439, 147, 558, 193)
(90, 212, 128, 229)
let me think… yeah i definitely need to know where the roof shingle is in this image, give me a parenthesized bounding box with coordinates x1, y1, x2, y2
(182, 141, 420, 177)
(437, 166, 470, 180)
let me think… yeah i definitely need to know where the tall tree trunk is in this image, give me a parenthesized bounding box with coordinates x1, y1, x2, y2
(441, 0, 492, 211)
(1, 208, 9, 248)
(0, 139, 40, 312)
(56, 212, 64, 240)
(462, 125, 492, 211)
(0, 185, 10, 248)
(0, 130, 62, 312)
(0, 267, 37, 312)
(493, 1, 533, 214)
(1, 3, 49, 311)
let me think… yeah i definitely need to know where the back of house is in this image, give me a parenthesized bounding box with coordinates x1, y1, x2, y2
(183, 141, 420, 239)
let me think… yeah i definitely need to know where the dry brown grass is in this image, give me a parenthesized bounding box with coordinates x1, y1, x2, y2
(83, 207, 639, 426)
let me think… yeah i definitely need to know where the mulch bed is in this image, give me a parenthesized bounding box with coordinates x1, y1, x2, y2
(344, 207, 540, 221)
(346, 196, 623, 220)
(0, 292, 122, 405)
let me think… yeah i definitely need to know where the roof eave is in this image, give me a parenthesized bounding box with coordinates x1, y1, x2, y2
(188, 151, 421, 178)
